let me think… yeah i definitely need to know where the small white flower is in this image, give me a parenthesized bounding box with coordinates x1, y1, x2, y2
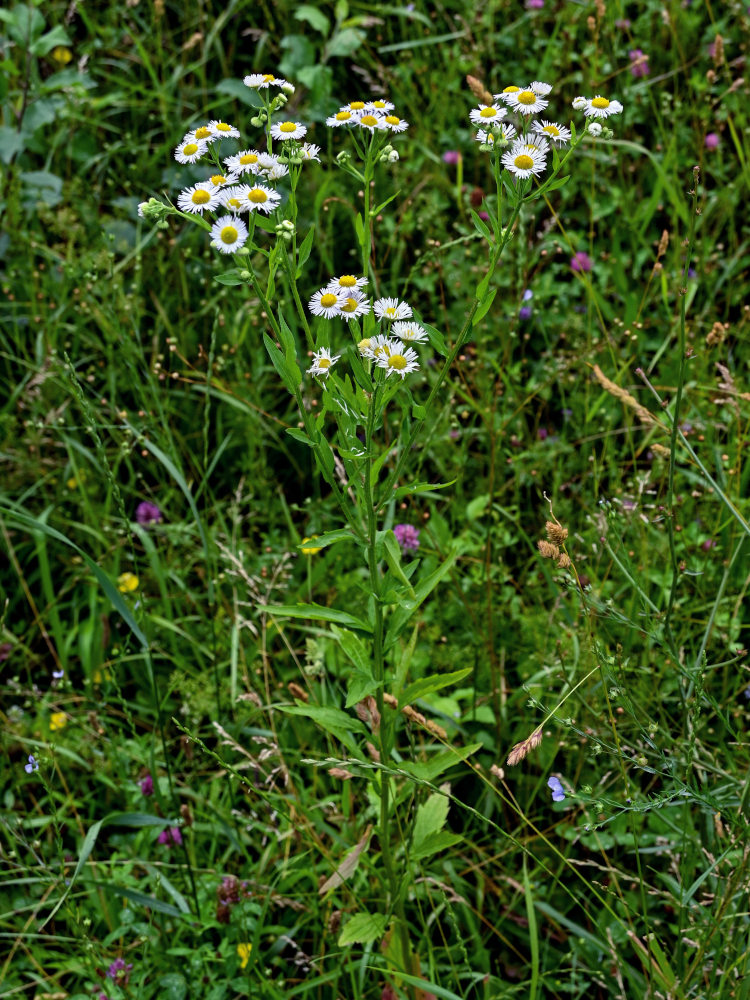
(361, 333, 395, 361)
(469, 104, 507, 126)
(383, 114, 409, 133)
(207, 120, 241, 140)
(501, 141, 547, 178)
(582, 95, 623, 119)
(300, 143, 321, 162)
(243, 185, 282, 214)
(210, 215, 249, 254)
(186, 124, 215, 143)
(497, 85, 522, 104)
(588, 121, 603, 136)
(326, 109, 357, 127)
(377, 341, 420, 379)
(335, 291, 369, 319)
(356, 112, 387, 132)
(220, 185, 252, 214)
(476, 123, 517, 147)
(391, 320, 428, 343)
(366, 98, 395, 112)
(207, 172, 234, 188)
(308, 289, 344, 318)
(137, 202, 148, 218)
(308, 346, 341, 377)
(518, 133, 550, 155)
(572, 96, 588, 110)
(373, 297, 412, 322)
(270, 120, 308, 141)
(339, 100, 368, 113)
(224, 149, 262, 175)
(326, 274, 368, 295)
(387, 149, 399, 162)
(262, 161, 289, 181)
(174, 139, 208, 164)
(529, 81, 553, 96)
(177, 182, 221, 214)
(531, 119, 571, 146)
(504, 89, 549, 115)
(244, 73, 286, 89)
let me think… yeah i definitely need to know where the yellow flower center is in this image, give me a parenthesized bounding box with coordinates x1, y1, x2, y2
(248, 189, 268, 203)
(514, 154, 534, 170)
(192, 189, 211, 204)
(401, 327, 416, 339)
(338, 275, 357, 287)
(210, 174, 227, 185)
(341, 297, 359, 313)
(320, 293, 338, 308)
(182, 143, 199, 156)
(350, 101, 365, 110)
(385, 306, 397, 317)
(503, 85, 520, 93)
(480, 107, 497, 118)
(220, 225, 239, 244)
(240, 153, 258, 164)
(372, 100, 387, 108)
(517, 90, 537, 105)
(542, 125, 560, 136)
(373, 345, 389, 358)
(226, 197, 242, 210)
(358, 338, 371, 351)
(279, 121, 297, 133)
(262, 74, 275, 82)
(336, 111, 352, 121)
(215, 122, 231, 132)
(389, 354, 407, 370)
(360, 115, 379, 127)
(194, 126, 212, 139)
(592, 97, 610, 109)
(318, 357, 332, 368)
(51, 46, 72, 65)
(385, 115, 400, 125)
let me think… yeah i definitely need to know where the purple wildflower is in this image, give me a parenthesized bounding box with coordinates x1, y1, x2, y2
(478, 210, 490, 222)
(106, 958, 133, 985)
(571, 251, 593, 272)
(135, 500, 162, 527)
(157, 826, 182, 846)
(519, 306, 532, 320)
(705, 132, 720, 150)
(615, 18, 631, 28)
(24, 754, 39, 774)
(393, 524, 420, 553)
(442, 150, 461, 165)
(526, 0, 544, 7)
(547, 776, 566, 802)
(0, 643, 11, 662)
(139, 773, 154, 796)
(628, 49, 650, 77)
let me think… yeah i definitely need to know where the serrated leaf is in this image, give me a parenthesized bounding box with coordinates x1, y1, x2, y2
(412, 830, 463, 860)
(338, 910, 388, 946)
(400, 668, 472, 709)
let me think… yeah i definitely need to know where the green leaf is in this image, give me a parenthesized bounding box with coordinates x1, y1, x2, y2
(354, 212, 365, 248)
(38, 819, 102, 930)
(394, 479, 455, 500)
(155, 974, 188, 1000)
(475, 270, 491, 301)
(279, 703, 367, 747)
(295, 4, 330, 33)
(383, 531, 417, 597)
(296, 528, 354, 551)
(286, 427, 313, 446)
(401, 743, 483, 781)
(258, 602, 372, 632)
(470, 208, 492, 241)
(110, 886, 186, 918)
(400, 667, 472, 709)
(346, 669, 381, 708)
(384, 548, 458, 649)
(412, 403, 426, 419)
(213, 269, 244, 285)
(331, 626, 371, 674)
(105, 812, 169, 827)
(30, 24, 71, 57)
(295, 226, 316, 278)
(263, 333, 301, 396)
(0, 125, 24, 163)
(216, 77, 263, 107)
(412, 791, 449, 850)
(412, 830, 463, 860)
(472, 287, 498, 325)
(326, 27, 366, 57)
(338, 911, 388, 946)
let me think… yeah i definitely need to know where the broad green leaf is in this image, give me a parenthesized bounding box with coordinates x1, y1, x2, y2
(213, 269, 244, 285)
(295, 4, 329, 34)
(286, 427, 313, 446)
(0, 125, 24, 163)
(401, 744, 483, 782)
(326, 27, 365, 57)
(279, 704, 366, 749)
(412, 791, 449, 850)
(331, 626, 371, 674)
(30, 24, 71, 56)
(155, 974, 188, 1000)
(472, 287, 498, 325)
(216, 77, 263, 107)
(383, 531, 417, 597)
(412, 403, 426, 419)
(475, 270, 491, 301)
(411, 830, 463, 860)
(395, 479, 455, 500)
(346, 668, 380, 708)
(384, 548, 458, 649)
(400, 668, 472, 709)
(470, 208, 492, 241)
(296, 528, 355, 552)
(258, 602, 372, 632)
(338, 910, 388, 946)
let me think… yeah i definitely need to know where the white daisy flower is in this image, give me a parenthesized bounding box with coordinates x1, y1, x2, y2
(244, 185, 282, 214)
(339, 291, 371, 319)
(384, 114, 409, 133)
(270, 120, 308, 141)
(174, 139, 208, 164)
(373, 297, 412, 322)
(529, 81, 553, 96)
(582, 95, 623, 119)
(262, 161, 289, 181)
(210, 216, 249, 254)
(497, 85, 522, 103)
(361, 333, 395, 361)
(504, 89, 549, 115)
(224, 149, 262, 175)
(308, 289, 344, 318)
(244, 73, 286, 89)
(326, 110, 357, 127)
(531, 120, 571, 146)
(377, 342, 420, 379)
(356, 112, 387, 132)
(572, 96, 588, 110)
(469, 104, 507, 125)
(326, 274, 368, 295)
(177, 182, 220, 214)
(207, 120, 240, 140)
(518, 133, 550, 155)
(475, 123, 517, 146)
(501, 141, 547, 178)
(208, 173, 233, 188)
(308, 347, 341, 377)
(188, 124, 215, 142)
(339, 100, 368, 113)
(391, 320, 428, 343)
(220, 185, 252, 213)
(300, 142, 321, 162)
(366, 98, 395, 112)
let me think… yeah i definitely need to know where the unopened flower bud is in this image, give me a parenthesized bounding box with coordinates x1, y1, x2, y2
(387, 150, 399, 162)
(588, 121, 603, 137)
(336, 150, 351, 164)
(282, 82, 295, 94)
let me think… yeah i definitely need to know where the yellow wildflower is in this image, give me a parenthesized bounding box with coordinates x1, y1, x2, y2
(117, 572, 139, 593)
(237, 942, 252, 969)
(301, 536, 322, 556)
(50, 712, 67, 732)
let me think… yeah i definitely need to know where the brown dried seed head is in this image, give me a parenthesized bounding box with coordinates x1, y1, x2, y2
(712, 33, 724, 67)
(466, 75, 494, 106)
(707, 321, 726, 347)
(425, 719, 448, 740)
(556, 553, 572, 569)
(538, 539, 560, 559)
(329, 767, 354, 780)
(506, 727, 543, 766)
(288, 681, 308, 702)
(545, 521, 568, 546)
(657, 229, 669, 257)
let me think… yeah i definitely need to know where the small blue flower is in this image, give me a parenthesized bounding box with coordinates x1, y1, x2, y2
(547, 776, 565, 802)
(52, 669, 64, 680)
(24, 754, 39, 774)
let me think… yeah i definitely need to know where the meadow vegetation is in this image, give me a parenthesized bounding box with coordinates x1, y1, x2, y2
(1, 1, 749, 998)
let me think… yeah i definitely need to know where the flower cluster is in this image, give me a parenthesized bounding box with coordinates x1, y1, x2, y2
(325, 99, 409, 135)
(471, 81, 622, 181)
